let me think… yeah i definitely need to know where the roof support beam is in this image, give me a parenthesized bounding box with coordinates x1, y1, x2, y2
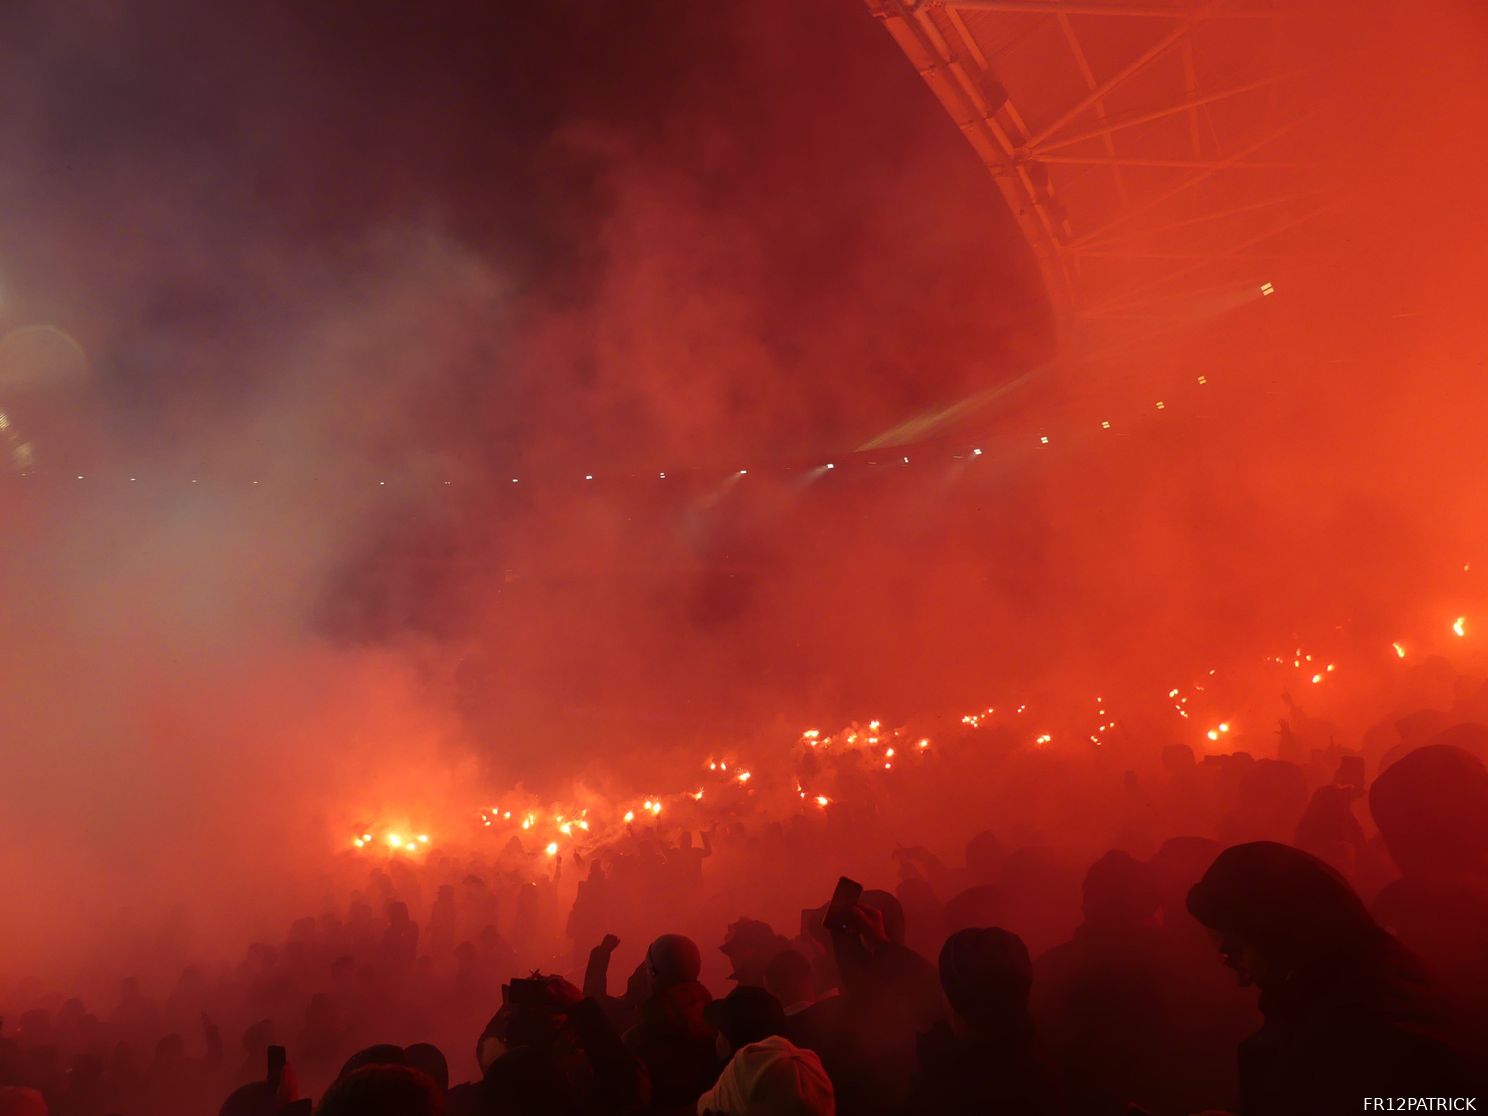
(1063, 111, 1312, 249)
(947, 1, 1282, 18)
(1025, 19, 1193, 148)
(1032, 154, 1299, 168)
(1034, 75, 1282, 152)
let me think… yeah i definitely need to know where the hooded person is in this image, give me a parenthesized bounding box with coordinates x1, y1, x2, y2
(1187, 841, 1471, 1116)
(1370, 737, 1488, 1065)
(696, 1037, 834, 1116)
(903, 927, 1060, 1116)
(624, 935, 718, 1115)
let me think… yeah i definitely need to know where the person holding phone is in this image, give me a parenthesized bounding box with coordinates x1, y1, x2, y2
(791, 879, 943, 1116)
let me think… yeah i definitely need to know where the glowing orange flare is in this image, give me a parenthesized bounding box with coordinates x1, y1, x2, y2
(736, 771, 751, 784)
(815, 795, 831, 807)
(544, 842, 558, 856)
(623, 810, 635, 824)
(1393, 641, 1407, 658)
(1454, 616, 1467, 637)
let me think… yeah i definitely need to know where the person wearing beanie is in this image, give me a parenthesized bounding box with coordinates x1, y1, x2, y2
(649, 935, 705, 990)
(625, 935, 718, 1113)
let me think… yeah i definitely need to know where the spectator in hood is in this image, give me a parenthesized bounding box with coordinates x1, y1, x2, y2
(1187, 841, 1471, 1116)
(697, 1036, 834, 1116)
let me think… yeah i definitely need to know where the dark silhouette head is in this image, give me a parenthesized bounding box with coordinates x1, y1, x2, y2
(336, 1044, 407, 1082)
(705, 986, 788, 1053)
(937, 927, 1033, 1035)
(402, 1045, 448, 1092)
(720, 918, 789, 984)
(317, 1064, 442, 1116)
(1187, 841, 1388, 991)
(1370, 740, 1488, 876)
(218, 1082, 281, 1116)
(645, 934, 702, 989)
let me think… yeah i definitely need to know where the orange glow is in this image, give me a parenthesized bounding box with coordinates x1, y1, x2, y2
(1393, 641, 1407, 658)
(1454, 616, 1467, 637)
(544, 841, 558, 856)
